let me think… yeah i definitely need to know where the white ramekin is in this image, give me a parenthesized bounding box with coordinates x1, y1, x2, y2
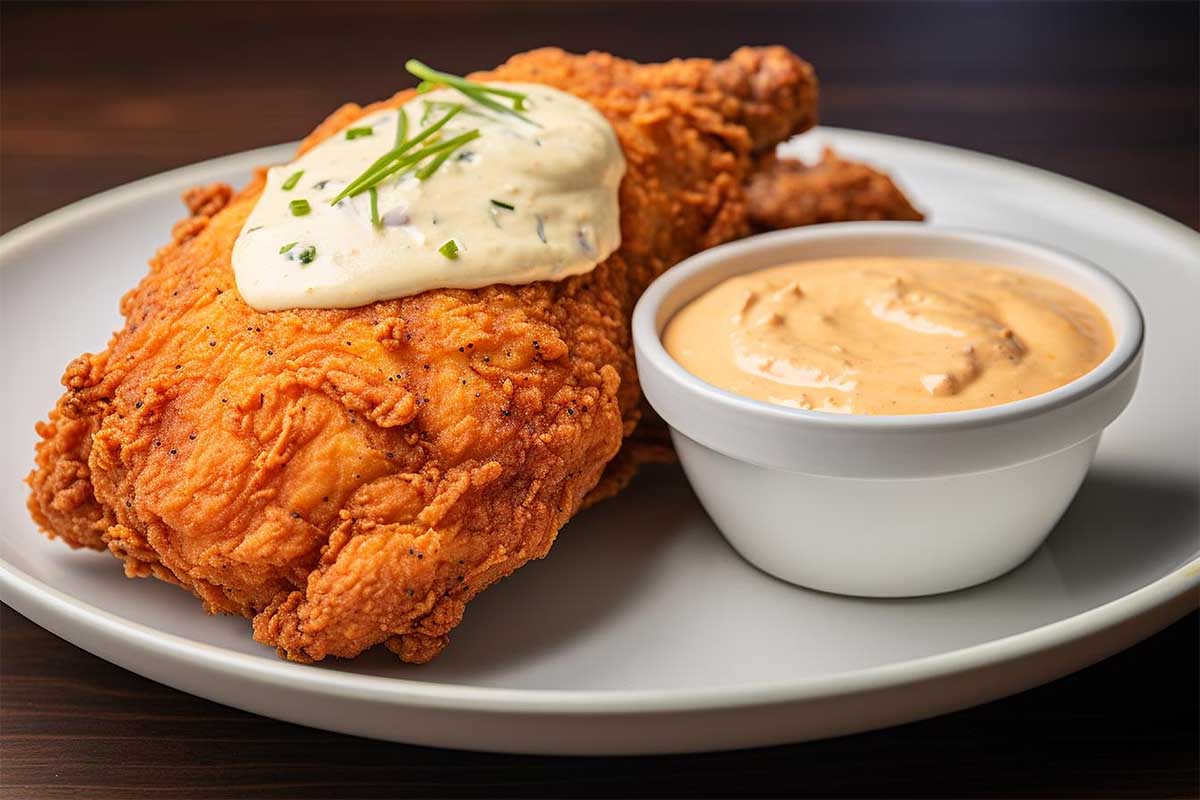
(632, 223, 1144, 597)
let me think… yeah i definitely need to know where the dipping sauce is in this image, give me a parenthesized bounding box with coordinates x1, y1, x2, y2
(663, 257, 1114, 415)
(233, 82, 624, 311)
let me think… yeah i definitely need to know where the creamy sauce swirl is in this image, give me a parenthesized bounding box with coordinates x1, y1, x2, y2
(663, 257, 1114, 415)
(233, 83, 624, 310)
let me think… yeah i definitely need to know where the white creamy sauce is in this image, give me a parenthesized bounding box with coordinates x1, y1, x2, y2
(232, 83, 625, 311)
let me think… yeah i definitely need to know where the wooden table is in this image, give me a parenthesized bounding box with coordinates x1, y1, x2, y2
(2, 2, 1196, 797)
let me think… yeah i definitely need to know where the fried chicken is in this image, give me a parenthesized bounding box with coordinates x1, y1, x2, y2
(28, 47, 921, 664)
(748, 148, 924, 230)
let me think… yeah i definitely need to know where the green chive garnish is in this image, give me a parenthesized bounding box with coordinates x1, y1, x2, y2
(395, 108, 408, 147)
(281, 170, 304, 191)
(490, 199, 515, 211)
(416, 151, 451, 181)
(346, 127, 373, 140)
(331, 106, 465, 204)
(438, 239, 459, 259)
(346, 128, 480, 199)
(369, 187, 380, 226)
(297, 245, 316, 264)
(405, 60, 538, 126)
(279, 241, 297, 254)
(289, 199, 311, 216)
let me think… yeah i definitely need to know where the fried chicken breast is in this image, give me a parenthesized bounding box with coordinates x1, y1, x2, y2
(28, 47, 920, 664)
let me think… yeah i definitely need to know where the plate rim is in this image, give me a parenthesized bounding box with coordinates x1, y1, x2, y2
(2, 127, 1197, 717)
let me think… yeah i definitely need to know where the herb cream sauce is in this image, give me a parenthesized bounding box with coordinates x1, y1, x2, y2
(233, 83, 624, 311)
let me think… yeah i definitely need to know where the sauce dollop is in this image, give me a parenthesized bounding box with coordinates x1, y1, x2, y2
(233, 83, 624, 311)
(663, 257, 1114, 415)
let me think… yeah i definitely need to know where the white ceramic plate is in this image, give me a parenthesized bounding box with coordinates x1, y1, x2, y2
(1, 129, 1197, 755)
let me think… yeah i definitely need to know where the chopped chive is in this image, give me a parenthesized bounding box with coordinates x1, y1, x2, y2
(416, 150, 452, 181)
(352, 129, 480, 196)
(490, 199, 515, 211)
(407, 60, 529, 106)
(369, 187, 380, 226)
(281, 170, 304, 191)
(438, 239, 459, 259)
(395, 107, 408, 147)
(460, 84, 539, 126)
(297, 245, 316, 264)
(405, 59, 538, 126)
(416, 133, 472, 181)
(279, 241, 298, 254)
(346, 127, 374, 140)
(289, 199, 311, 217)
(331, 105, 464, 203)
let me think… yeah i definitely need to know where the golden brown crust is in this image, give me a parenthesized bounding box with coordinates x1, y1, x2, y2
(28, 47, 822, 664)
(747, 148, 925, 230)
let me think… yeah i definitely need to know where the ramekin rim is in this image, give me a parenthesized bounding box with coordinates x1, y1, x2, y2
(631, 223, 1145, 434)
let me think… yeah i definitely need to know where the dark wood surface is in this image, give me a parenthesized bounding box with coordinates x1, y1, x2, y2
(1, 2, 1197, 797)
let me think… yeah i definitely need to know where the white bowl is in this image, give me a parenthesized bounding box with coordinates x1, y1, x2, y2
(632, 223, 1144, 597)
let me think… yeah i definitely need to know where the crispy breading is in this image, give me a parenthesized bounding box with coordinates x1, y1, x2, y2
(28, 47, 818, 663)
(28, 47, 921, 664)
(748, 148, 924, 230)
